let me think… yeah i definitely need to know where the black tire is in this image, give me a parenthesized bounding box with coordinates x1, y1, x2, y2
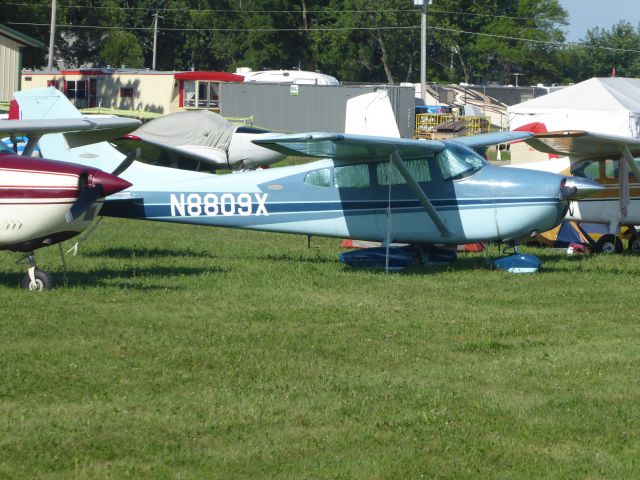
(21, 269, 54, 291)
(596, 234, 623, 254)
(628, 236, 640, 254)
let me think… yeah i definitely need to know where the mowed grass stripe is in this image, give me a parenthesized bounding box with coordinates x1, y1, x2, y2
(1, 218, 639, 478)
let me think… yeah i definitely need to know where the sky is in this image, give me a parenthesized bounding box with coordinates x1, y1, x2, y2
(559, 0, 640, 41)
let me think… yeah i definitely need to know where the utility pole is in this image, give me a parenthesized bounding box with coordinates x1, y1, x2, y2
(152, 11, 159, 70)
(47, 0, 57, 70)
(413, 0, 432, 103)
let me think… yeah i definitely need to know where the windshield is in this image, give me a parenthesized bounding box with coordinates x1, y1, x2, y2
(437, 143, 487, 181)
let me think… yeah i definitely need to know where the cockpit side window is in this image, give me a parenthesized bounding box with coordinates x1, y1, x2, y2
(437, 143, 486, 181)
(377, 159, 431, 185)
(0, 141, 13, 154)
(304, 168, 331, 187)
(334, 164, 370, 188)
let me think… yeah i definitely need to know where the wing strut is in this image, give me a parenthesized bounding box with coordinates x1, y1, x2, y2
(23, 134, 42, 157)
(620, 145, 640, 220)
(390, 150, 452, 237)
(622, 146, 640, 178)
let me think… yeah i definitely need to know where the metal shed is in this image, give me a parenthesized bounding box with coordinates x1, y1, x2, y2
(220, 83, 416, 138)
(0, 25, 44, 102)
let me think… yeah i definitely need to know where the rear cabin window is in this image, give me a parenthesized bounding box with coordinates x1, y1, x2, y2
(377, 159, 431, 185)
(304, 168, 331, 187)
(573, 159, 617, 181)
(334, 164, 370, 188)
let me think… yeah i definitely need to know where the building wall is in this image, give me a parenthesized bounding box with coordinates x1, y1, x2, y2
(20, 72, 51, 91)
(20, 72, 178, 114)
(100, 74, 177, 113)
(220, 84, 415, 137)
(0, 35, 22, 102)
(18, 70, 416, 137)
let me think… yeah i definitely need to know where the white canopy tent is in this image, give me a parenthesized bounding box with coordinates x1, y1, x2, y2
(508, 77, 640, 138)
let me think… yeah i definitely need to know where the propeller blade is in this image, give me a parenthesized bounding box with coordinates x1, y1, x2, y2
(111, 148, 140, 176)
(65, 184, 103, 223)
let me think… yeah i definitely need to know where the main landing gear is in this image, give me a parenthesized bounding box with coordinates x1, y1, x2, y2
(593, 227, 640, 255)
(19, 253, 54, 291)
(595, 234, 624, 254)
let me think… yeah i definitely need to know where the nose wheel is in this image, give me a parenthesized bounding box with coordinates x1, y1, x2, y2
(20, 254, 54, 291)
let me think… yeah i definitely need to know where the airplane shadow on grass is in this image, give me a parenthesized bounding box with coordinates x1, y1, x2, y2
(86, 246, 214, 259)
(1, 265, 226, 290)
(242, 252, 338, 265)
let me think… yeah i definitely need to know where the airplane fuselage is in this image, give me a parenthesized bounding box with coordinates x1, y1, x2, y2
(0, 152, 130, 252)
(103, 153, 570, 245)
(510, 156, 640, 228)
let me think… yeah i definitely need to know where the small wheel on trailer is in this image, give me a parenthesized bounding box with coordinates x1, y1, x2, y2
(596, 234, 623, 254)
(628, 236, 640, 254)
(21, 269, 54, 291)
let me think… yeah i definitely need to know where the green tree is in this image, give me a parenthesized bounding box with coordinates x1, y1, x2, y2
(581, 21, 640, 78)
(426, 0, 568, 85)
(2, 0, 584, 85)
(0, 1, 51, 68)
(100, 30, 145, 68)
(555, 21, 640, 82)
(311, 0, 420, 84)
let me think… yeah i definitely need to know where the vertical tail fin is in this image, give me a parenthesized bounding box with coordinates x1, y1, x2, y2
(345, 91, 400, 138)
(13, 87, 126, 173)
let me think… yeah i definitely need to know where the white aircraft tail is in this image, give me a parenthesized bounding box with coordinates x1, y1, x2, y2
(11, 88, 219, 186)
(12, 88, 126, 172)
(345, 91, 400, 138)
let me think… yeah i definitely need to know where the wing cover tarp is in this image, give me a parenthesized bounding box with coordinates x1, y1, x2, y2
(131, 110, 237, 151)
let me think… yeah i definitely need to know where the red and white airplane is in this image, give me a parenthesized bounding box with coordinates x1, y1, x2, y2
(0, 117, 139, 290)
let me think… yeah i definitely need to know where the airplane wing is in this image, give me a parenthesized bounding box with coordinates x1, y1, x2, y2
(254, 132, 454, 236)
(0, 117, 141, 150)
(450, 131, 533, 149)
(524, 130, 640, 159)
(253, 132, 446, 161)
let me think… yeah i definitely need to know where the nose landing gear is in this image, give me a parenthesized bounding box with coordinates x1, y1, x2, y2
(19, 254, 54, 291)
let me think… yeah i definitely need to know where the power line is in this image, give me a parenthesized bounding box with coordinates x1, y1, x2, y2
(3, 1, 563, 23)
(7, 21, 639, 53)
(4, 2, 420, 14)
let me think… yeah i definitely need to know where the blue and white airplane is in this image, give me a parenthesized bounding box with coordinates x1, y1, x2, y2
(11, 88, 602, 270)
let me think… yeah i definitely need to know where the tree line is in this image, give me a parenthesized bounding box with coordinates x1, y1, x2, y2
(4, 0, 640, 85)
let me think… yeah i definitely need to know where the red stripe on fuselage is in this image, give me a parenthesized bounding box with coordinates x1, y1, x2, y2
(0, 167, 77, 179)
(0, 187, 78, 199)
(0, 153, 89, 177)
(0, 201, 75, 205)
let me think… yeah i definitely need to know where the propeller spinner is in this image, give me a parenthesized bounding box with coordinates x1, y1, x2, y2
(560, 176, 604, 200)
(65, 169, 131, 223)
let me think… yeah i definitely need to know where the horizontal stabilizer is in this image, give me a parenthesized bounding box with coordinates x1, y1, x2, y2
(0, 117, 140, 149)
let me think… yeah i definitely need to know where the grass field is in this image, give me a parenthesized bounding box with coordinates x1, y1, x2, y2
(1, 218, 640, 479)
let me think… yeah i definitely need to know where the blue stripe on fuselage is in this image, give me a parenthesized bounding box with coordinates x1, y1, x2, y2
(101, 196, 561, 220)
